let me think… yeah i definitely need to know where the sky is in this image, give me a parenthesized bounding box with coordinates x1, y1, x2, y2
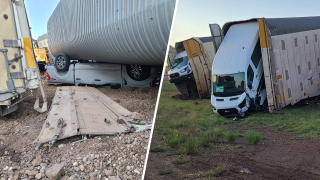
(25, 0, 60, 40)
(170, 0, 320, 46)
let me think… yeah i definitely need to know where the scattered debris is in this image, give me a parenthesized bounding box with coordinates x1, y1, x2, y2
(50, 118, 64, 145)
(240, 167, 252, 174)
(104, 118, 111, 124)
(45, 163, 65, 180)
(130, 112, 144, 120)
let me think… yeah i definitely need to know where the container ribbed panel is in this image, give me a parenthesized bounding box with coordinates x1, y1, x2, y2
(47, 0, 176, 66)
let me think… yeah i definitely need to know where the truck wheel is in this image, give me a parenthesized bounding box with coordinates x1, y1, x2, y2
(55, 53, 70, 71)
(126, 64, 151, 81)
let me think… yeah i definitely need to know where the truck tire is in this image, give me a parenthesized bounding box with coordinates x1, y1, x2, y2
(55, 53, 70, 71)
(126, 64, 151, 81)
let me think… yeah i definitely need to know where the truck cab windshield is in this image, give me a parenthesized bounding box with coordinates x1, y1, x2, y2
(212, 72, 245, 97)
(171, 56, 189, 69)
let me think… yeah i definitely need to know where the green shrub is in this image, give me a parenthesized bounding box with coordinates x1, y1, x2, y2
(165, 130, 181, 148)
(223, 131, 237, 142)
(171, 156, 191, 164)
(184, 138, 197, 155)
(246, 131, 262, 145)
(158, 169, 173, 175)
(150, 147, 166, 152)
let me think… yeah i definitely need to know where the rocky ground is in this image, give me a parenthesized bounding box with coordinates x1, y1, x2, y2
(0, 79, 159, 180)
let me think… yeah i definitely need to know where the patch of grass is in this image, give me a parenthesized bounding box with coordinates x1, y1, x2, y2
(150, 147, 166, 152)
(244, 104, 320, 139)
(246, 131, 263, 145)
(171, 156, 191, 164)
(165, 130, 181, 148)
(223, 131, 238, 143)
(184, 138, 197, 155)
(214, 144, 244, 152)
(166, 151, 183, 156)
(158, 169, 173, 175)
(185, 165, 226, 178)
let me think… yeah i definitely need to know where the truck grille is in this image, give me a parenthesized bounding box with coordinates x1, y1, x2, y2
(169, 73, 180, 78)
(217, 108, 238, 116)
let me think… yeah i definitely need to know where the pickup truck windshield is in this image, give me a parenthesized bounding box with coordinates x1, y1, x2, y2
(212, 72, 245, 97)
(171, 56, 189, 69)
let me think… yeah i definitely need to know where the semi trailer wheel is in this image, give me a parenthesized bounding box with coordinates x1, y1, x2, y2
(126, 64, 151, 81)
(55, 53, 70, 71)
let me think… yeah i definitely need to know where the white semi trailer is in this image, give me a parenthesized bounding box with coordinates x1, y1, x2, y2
(46, 0, 176, 88)
(211, 17, 320, 117)
(0, 0, 47, 116)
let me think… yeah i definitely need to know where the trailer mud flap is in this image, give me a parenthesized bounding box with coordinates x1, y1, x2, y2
(33, 86, 133, 145)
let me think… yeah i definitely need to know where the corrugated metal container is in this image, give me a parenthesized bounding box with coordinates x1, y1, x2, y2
(48, 0, 176, 66)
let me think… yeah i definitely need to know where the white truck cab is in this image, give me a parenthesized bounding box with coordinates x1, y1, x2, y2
(168, 51, 193, 83)
(211, 22, 267, 117)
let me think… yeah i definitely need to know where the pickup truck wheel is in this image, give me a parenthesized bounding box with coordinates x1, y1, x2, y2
(55, 53, 70, 71)
(126, 64, 151, 81)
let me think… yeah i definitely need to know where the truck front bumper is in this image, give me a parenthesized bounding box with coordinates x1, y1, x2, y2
(169, 75, 193, 83)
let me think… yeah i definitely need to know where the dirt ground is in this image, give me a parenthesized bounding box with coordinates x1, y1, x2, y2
(145, 123, 320, 180)
(144, 80, 320, 180)
(0, 79, 159, 180)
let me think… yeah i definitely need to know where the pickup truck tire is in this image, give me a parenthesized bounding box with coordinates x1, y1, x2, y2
(55, 53, 70, 71)
(126, 64, 151, 81)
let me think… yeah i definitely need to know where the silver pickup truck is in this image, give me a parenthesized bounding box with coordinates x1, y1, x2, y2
(46, 62, 162, 88)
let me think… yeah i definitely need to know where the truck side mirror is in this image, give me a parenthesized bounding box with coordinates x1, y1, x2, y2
(248, 82, 253, 89)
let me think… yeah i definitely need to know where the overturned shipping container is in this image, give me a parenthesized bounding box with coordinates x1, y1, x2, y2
(169, 37, 215, 98)
(47, 0, 176, 66)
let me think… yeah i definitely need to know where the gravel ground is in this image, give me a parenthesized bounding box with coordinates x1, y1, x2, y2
(0, 79, 159, 180)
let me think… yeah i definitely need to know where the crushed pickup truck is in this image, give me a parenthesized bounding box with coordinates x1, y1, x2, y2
(33, 86, 151, 145)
